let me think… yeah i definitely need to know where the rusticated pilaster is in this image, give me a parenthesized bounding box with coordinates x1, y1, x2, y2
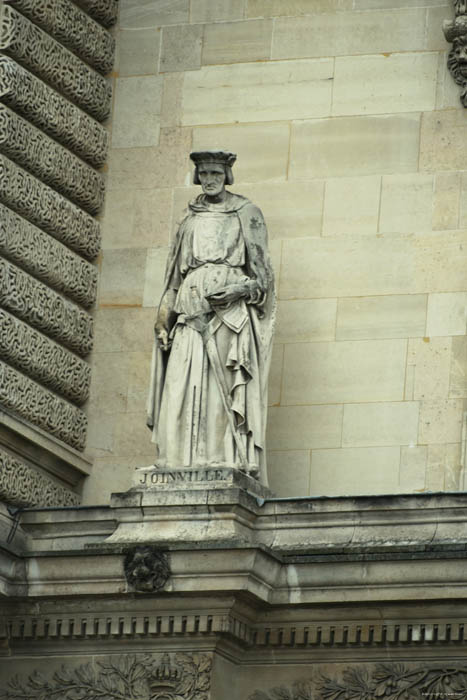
(0, 448, 80, 507)
(0, 105, 105, 214)
(0, 57, 109, 167)
(0, 155, 100, 260)
(0, 5, 112, 120)
(0, 259, 93, 358)
(0, 309, 91, 405)
(0, 204, 97, 309)
(5, 0, 115, 74)
(0, 361, 87, 450)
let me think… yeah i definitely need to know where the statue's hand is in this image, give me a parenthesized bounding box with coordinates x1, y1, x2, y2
(206, 283, 247, 308)
(155, 327, 170, 352)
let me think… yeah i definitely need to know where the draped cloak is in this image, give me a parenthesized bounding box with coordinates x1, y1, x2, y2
(146, 192, 275, 485)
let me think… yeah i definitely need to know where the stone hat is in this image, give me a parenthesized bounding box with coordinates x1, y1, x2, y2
(190, 150, 237, 186)
(190, 150, 237, 167)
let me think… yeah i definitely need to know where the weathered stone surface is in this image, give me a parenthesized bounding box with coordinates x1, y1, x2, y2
(0, 447, 80, 507)
(119, 0, 189, 29)
(6, 0, 115, 74)
(336, 295, 427, 340)
(73, 0, 118, 27)
(112, 75, 163, 149)
(342, 401, 419, 448)
(0, 258, 93, 357)
(0, 308, 91, 405)
(202, 18, 273, 65)
(0, 361, 86, 450)
(160, 24, 203, 73)
(0, 5, 112, 120)
(323, 175, 380, 235)
(0, 104, 105, 214)
(0, 155, 100, 260)
(0, 56, 109, 167)
(0, 204, 97, 308)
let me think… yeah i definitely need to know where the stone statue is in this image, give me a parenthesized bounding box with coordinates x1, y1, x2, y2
(147, 150, 275, 484)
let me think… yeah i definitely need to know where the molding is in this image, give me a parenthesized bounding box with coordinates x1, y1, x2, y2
(0, 308, 91, 405)
(73, 0, 119, 28)
(0, 258, 93, 357)
(0, 5, 112, 120)
(0, 447, 80, 508)
(0, 56, 109, 167)
(0, 154, 100, 260)
(6, 0, 115, 74)
(0, 361, 87, 450)
(0, 204, 97, 308)
(0, 104, 105, 214)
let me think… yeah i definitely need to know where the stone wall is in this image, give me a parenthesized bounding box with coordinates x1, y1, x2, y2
(84, 0, 467, 503)
(0, 0, 116, 506)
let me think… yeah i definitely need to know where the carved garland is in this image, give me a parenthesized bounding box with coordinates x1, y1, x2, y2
(0, 259, 93, 358)
(0, 204, 97, 309)
(0, 653, 212, 700)
(6, 0, 115, 74)
(444, 0, 467, 106)
(249, 664, 467, 700)
(0, 105, 105, 215)
(0, 448, 80, 507)
(0, 309, 91, 405)
(0, 5, 112, 120)
(0, 361, 87, 450)
(0, 155, 101, 260)
(0, 56, 109, 167)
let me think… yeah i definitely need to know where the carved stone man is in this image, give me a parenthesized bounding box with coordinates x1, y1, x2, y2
(147, 151, 275, 485)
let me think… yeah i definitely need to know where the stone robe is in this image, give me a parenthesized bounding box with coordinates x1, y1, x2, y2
(147, 192, 275, 485)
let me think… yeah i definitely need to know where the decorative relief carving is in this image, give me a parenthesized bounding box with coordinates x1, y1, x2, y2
(0, 361, 87, 450)
(0, 105, 105, 215)
(73, 0, 119, 28)
(249, 664, 467, 700)
(0, 5, 112, 120)
(0, 653, 212, 700)
(0, 204, 97, 309)
(5, 0, 115, 74)
(443, 1, 467, 106)
(0, 56, 109, 167)
(124, 547, 171, 592)
(0, 447, 80, 507)
(0, 155, 100, 260)
(0, 258, 93, 357)
(0, 309, 91, 405)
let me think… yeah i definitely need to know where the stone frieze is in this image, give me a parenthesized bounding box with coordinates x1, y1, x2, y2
(0, 361, 87, 450)
(0, 105, 105, 215)
(5, 0, 115, 74)
(0, 155, 100, 260)
(0, 204, 97, 308)
(0, 56, 109, 167)
(0, 5, 112, 120)
(0, 308, 91, 405)
(0, 447, 80, 507)
(0, 258, 93, 357)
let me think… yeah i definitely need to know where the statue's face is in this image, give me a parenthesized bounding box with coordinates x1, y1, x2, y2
(197, 163, 226, 197)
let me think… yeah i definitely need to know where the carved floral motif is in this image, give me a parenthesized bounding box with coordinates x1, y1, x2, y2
(124, 547, 171, 592)
(0, 105, 105, 214)
(0, 360, 87, 450)
(0, 56, 109, 167)
(5, 0, 115, 74)
(0, 309, 91, 405)
(0, 204, 97, 308)
(0, 258, 93, 357)
(0, 448, 80, 507)
(0, 5, 112, 120)
(0, 653, 212, 700)
(0, 155, 100, 260)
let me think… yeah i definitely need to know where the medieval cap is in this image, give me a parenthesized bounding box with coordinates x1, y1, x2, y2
(190, 150, 237, 167)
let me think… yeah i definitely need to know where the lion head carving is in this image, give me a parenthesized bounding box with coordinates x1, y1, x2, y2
(124, 546, 171, 592)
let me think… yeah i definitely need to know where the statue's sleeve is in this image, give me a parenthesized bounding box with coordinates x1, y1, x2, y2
(239, 204, 274, 314)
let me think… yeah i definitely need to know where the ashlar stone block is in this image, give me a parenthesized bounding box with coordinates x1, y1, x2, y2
(99, 248, 147, 307)
(426, 292, 467, 337)
(267, 404, 343, 450)
(112, 76, 163, 149)
(267, 451, 311, 498)
(323, 176, 380, 235)
(160, 24, 202, 73)
(275, 299, 337, 344)
(142, 247, 169, 308)
(118, 28, 160, 76)
(449, 336, 467, 398)
(247, 0, 352, 17)
(119, 0, 189, 28)
(432, 172, 460, 230)
(191, 0, 246, 22)
(407, 337, 452, 401)
(102, 188, 172, 250)
(336, 295, 427, 341)
(419, 399, 463, 445)
(379, 174, 433, 234)
(415, 231, 467, 294)
(290, 114, 420, 179)
(182, 59, 333, 125)
(202, 19, 272, 65)
(332, 52, 438, 116)
(420, 110, 467, 172)
(282, 339, 407, 404)
(342, 401, 420, 448)
(399, 445, 427, 492)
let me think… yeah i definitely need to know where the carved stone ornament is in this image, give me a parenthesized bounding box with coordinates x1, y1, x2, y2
(73, 0, 119, 28)
(124, 547, 171, 592)
(0, 652, 212, 700)
(443, 1, 467, 106)
(249, 663, 467, 700)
